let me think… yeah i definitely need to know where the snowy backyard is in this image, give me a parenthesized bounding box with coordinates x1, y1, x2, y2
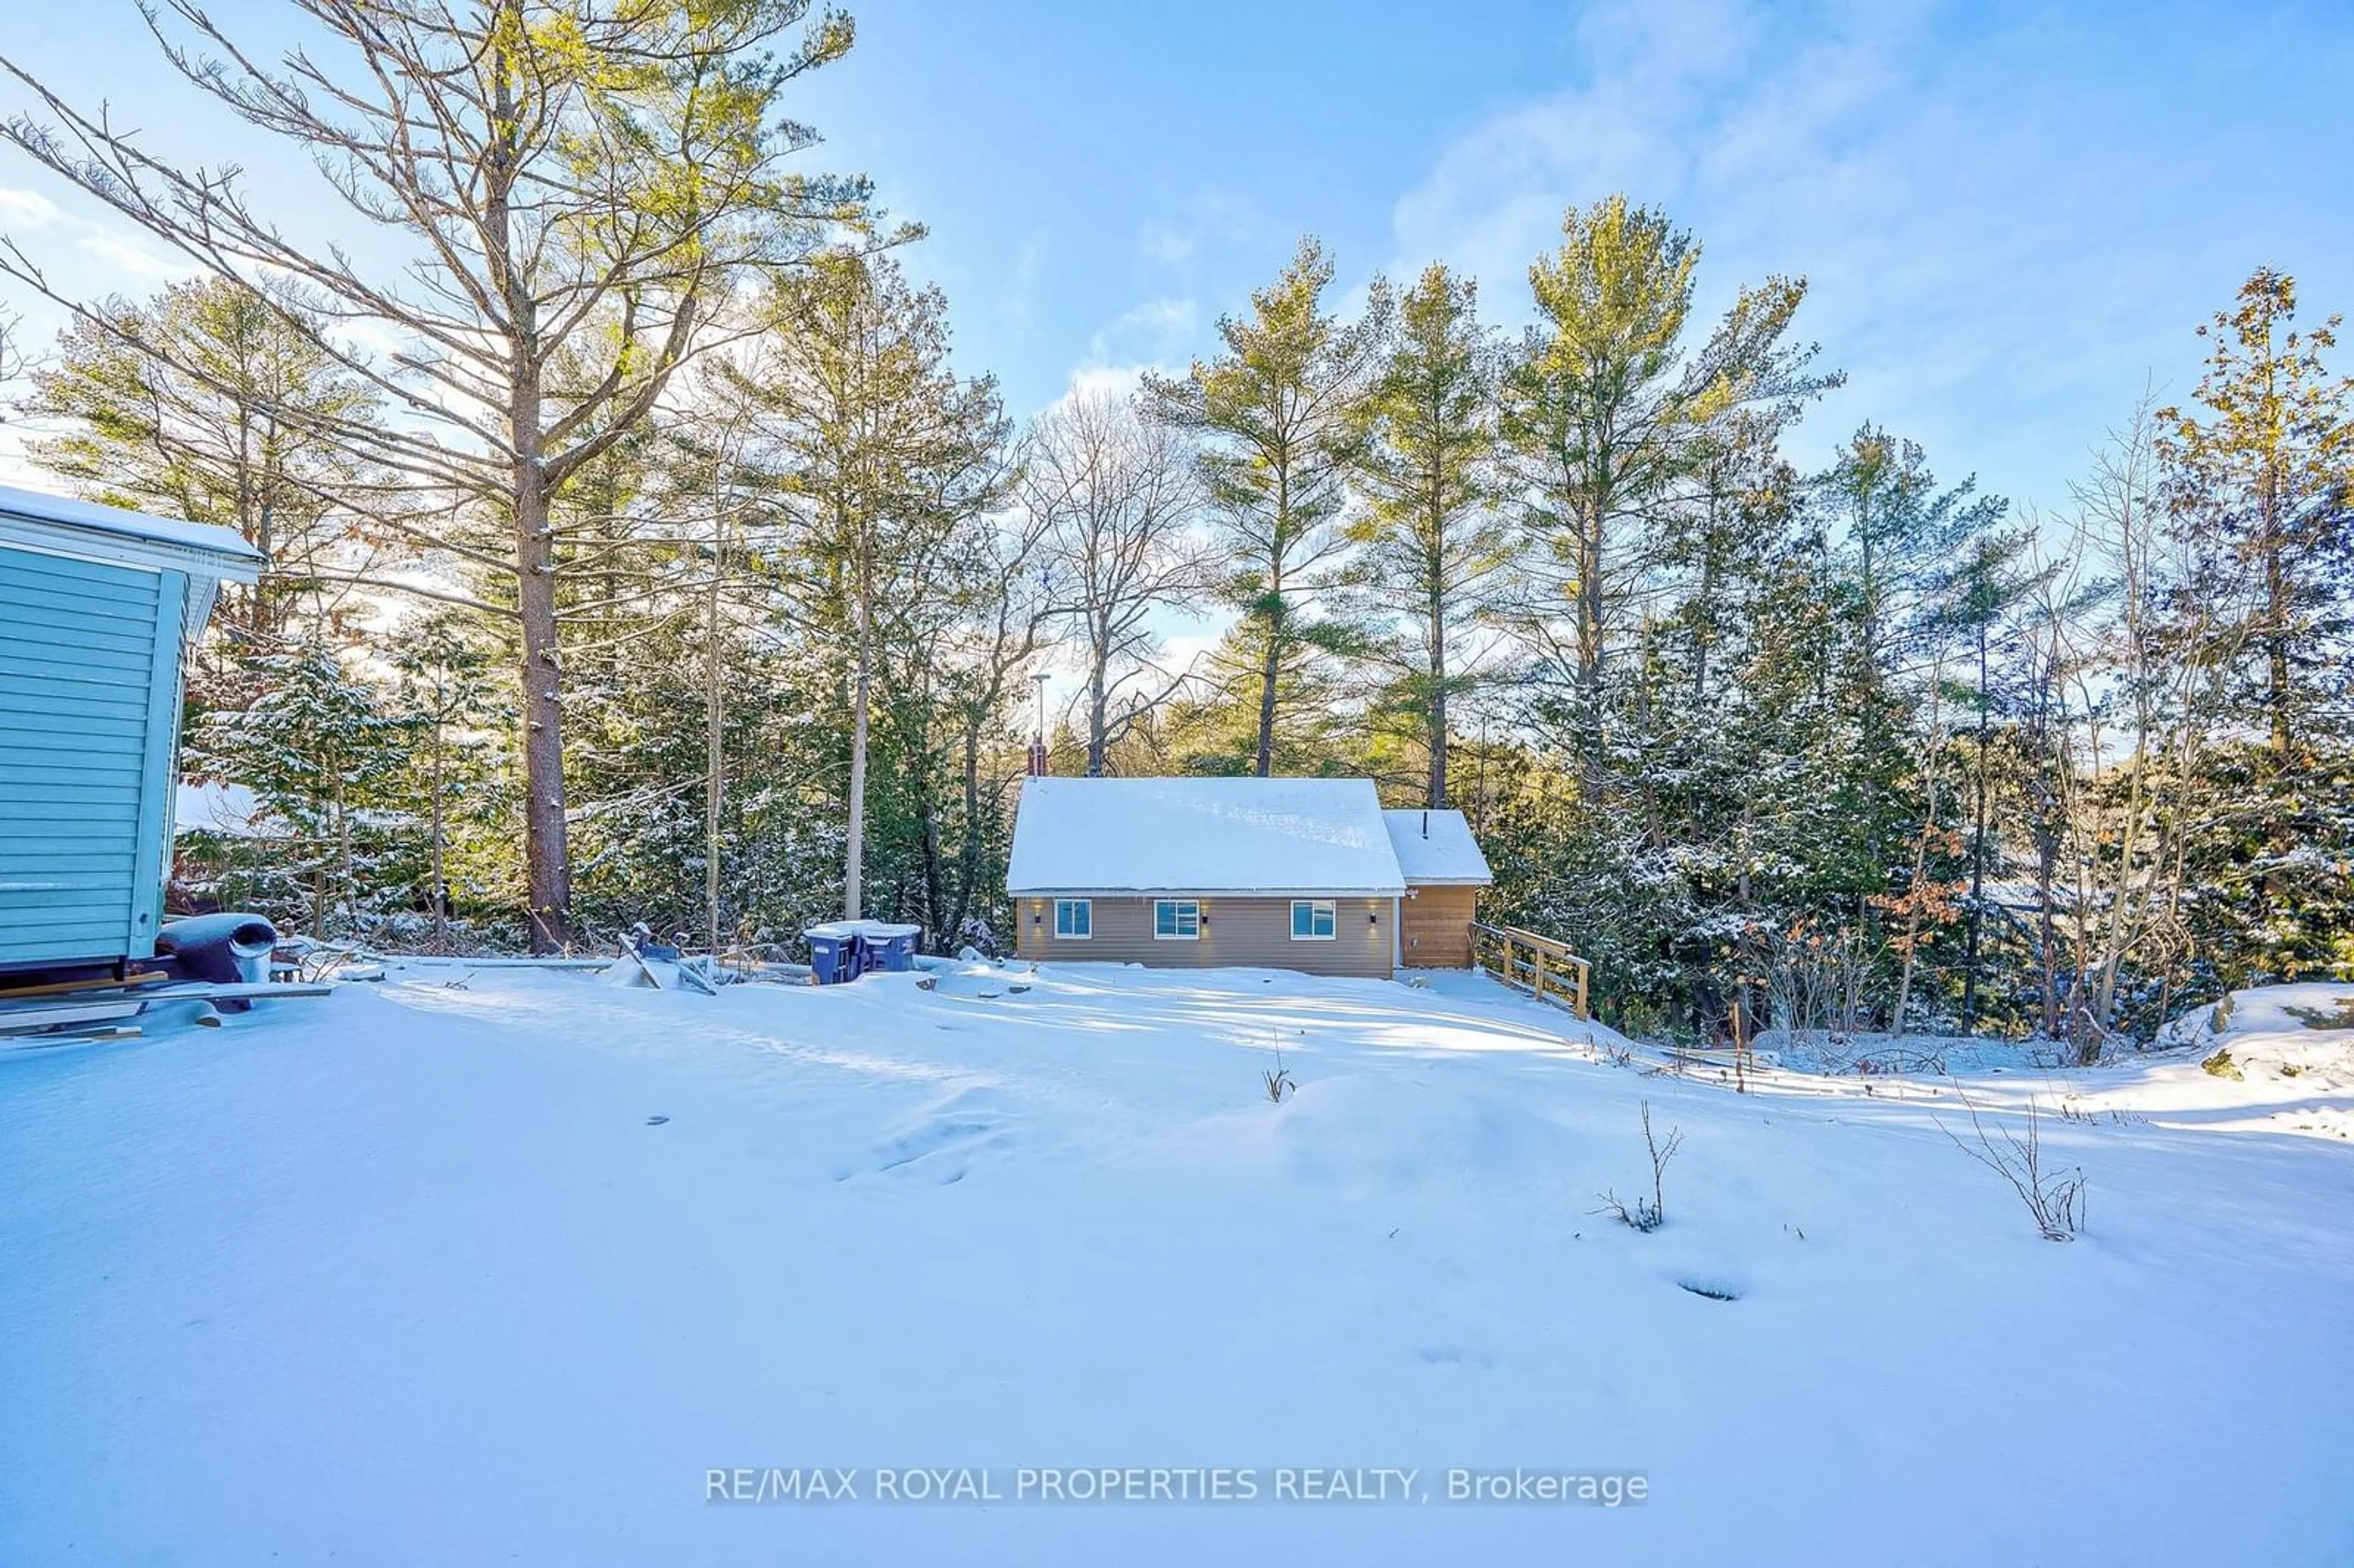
(3, 963, 2350, 1566)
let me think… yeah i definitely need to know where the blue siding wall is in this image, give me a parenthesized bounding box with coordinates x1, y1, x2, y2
(0, 543, 186, 969)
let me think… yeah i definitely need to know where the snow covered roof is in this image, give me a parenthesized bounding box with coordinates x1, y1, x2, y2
(1382, 809, 1493, 886)
(0, 482, 266, 582)
(1007, 777, 1407, 896)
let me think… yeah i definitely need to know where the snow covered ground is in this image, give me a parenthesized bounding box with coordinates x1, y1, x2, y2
(3, 963, 2350, 1566)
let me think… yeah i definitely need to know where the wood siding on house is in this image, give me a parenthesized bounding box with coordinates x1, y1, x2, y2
(1398, 884, 1480, 969)
(1015, 895, 1394, 979)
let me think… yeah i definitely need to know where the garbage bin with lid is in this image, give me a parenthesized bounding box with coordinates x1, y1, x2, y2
(805, 924, 863, 985)
(861, 923, 923, 973)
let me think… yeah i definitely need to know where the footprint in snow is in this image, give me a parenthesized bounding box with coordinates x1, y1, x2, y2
(836, 1092, 1021, 1184)
(1415, 1345, 1496, 1369)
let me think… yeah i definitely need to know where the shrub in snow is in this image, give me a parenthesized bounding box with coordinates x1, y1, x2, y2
(1595, 1102, 1683, 1233)
(1941, 1094, 2086, 1242)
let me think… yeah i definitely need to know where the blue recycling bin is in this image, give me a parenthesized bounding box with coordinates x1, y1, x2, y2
(866, 925, 920, 973)
(806, 928, 858, 985)
(806, 920, 920, 983)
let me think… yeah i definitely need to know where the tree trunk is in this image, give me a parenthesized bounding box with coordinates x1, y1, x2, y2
(1428, 585, 1447, 809)
(1575, 490, 1605, 805)
(1254, 599, 1280, 778)
(429, 706, 447, 953)
(1960, 625, 1990, 1026)
(514, 453, 571, 951)
(704, 523, 725, 953)
(1086, 634, 1111, 776)
(947, 717, 987, 948)
(844, 535, 871, 921)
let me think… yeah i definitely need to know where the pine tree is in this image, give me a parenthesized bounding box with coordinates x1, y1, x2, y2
(1499, 196, 1834, 801)
(2, 0, 886, 950)
(189, 642, 414, 937)
(1349, 262, 1513, 807)
(390, 618, 509, 951)
(1143, 237, 1388, 776)
(717, 252, 1014, 923)
(2157, 267, 2352, 764)
(25, 278, 383, 666)
(1924, 525, 2042, 1025)
(2157, 268, 2354, 986)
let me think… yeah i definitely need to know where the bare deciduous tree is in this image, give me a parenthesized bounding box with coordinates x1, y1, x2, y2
(1027, 389, 1206, 775)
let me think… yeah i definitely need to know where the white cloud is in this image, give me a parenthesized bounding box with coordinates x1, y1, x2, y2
(0, 186, 63, 230)
(1382, 0, 2300, 509)
(1031, 297, 1202, 419)
(1089, 297, 1196, 362)
(74, 227, 193, 284)
(1137, 187, 1260, 272)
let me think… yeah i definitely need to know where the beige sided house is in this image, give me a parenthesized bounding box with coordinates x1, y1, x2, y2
(1007, 777, 1492, 980)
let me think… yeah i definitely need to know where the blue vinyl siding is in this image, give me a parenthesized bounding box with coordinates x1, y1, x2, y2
(0, 544, 185, 968)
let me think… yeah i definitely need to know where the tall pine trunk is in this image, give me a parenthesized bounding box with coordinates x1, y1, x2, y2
(513, 445, 571, 951)
(1960, 623, 1991, 1025)
(1428, 598, 1448, 808)
(845, 573, 871, 921)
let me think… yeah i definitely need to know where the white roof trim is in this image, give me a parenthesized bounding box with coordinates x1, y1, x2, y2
(0, 483, 266, 584)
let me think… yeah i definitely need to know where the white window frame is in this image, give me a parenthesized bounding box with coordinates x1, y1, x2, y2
(1290, 898, 1338, 940)
(1152, 899, 1201, 941)
(1053, 898, 1092, 940)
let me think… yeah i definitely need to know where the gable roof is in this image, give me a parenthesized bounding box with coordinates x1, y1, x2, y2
(1007, 777, 1406, 896)
(1382, 809, 1493, 885)
(0, 482, 266, 582)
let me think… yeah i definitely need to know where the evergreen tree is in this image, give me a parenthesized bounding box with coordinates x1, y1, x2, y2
(2157, 268, 2354, 986)
(189, 642, 414, 937)
(1143, 237, 1388, 776)
(717, 251, 1015, 923)
(390, 617, 511, 951)
(1349, 262, 1512, 807)
(3, 0, 886, 950)
(25, 278, 383, 675)
(1499, 196, 1834, 800)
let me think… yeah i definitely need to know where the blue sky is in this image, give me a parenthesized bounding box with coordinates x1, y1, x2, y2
(4, 0, 2351, 523)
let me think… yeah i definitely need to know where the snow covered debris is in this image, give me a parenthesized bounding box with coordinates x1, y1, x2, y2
(2, 965, 2350, 1565)
(1381, 809, 1491, 885)
(1007, 776, 1405, 894)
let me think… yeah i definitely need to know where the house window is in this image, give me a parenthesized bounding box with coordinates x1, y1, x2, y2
(1153, 899, 1200, 940)
(1290, 899, 1338, 940)
(1053, 899, 1092, 939)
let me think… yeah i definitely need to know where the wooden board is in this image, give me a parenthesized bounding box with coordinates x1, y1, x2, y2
(1400, 885, 1480, 969)
(0, 970, 169, 1002)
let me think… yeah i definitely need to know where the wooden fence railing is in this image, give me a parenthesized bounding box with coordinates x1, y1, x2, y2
(1471, 921, 1591, 1019)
